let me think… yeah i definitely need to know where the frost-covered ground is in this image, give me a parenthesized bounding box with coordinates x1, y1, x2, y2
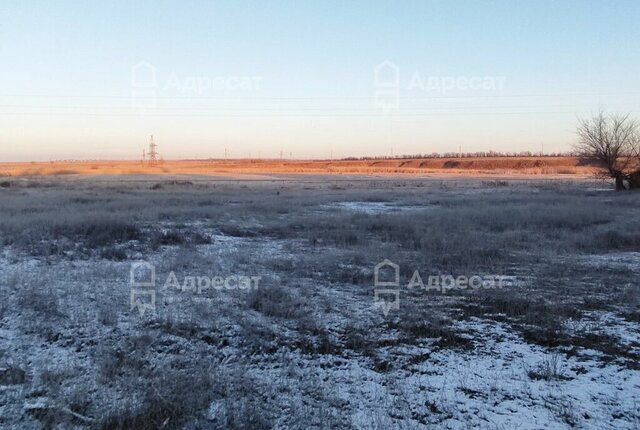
(0, 176, 638, 429)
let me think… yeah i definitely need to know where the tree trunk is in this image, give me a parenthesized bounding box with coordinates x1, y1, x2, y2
(614, 173, 625, 191)
(628, 172, 640, 190)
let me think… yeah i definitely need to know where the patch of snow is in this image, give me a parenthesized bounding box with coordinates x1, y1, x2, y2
(322, 201, 432, 214)
(576, 252, 640, 273)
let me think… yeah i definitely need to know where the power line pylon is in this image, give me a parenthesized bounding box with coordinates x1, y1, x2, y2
(148, 135, 159, 165)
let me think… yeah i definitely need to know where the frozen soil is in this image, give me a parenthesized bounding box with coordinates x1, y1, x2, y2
(0, 176, 638, 429)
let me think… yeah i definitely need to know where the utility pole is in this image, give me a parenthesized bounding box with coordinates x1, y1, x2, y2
(147, 135, 159, 165)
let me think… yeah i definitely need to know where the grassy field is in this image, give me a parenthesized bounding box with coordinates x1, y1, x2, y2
(0, 175, 638, 429)
(0, 156, 599, 178)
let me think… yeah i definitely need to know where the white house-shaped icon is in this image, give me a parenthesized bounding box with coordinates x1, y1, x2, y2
(130, 261, 156, 287)
(374, 259, 400, 287)
(374, 61, 400, 88)
(131, 61, 156, 88)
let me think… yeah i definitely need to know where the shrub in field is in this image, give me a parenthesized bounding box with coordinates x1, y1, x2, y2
(591, 230, 640, 251)
(219, 224, 259, 238)
(16, 285, 61, 318)
(149, 229, 212, 249)
(97, 301, 118, 326)
(0, 366, 26, 385)
(246, 284, 305, 319)
(527, 353, 569, 381)
(100, 367, 214, 430)
(99, 246, 128, 261)
(74, 221, 141, 248)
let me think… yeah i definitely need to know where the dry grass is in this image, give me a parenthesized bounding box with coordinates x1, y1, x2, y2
(1, 175, 639, 428)
(0, 156, 599, 178)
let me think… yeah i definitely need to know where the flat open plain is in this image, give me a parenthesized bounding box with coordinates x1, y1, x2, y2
(0, 171, 638, 429)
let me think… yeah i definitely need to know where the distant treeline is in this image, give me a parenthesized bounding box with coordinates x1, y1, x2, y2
(342, 151, 577, 161)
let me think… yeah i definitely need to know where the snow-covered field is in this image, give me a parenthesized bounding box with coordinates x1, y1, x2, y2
(0, 176, 638, 429)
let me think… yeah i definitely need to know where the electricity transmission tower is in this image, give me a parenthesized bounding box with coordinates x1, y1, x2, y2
(147, 135, 159, 165)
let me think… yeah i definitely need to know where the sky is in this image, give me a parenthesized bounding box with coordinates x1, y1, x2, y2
(1, 0, 639, 161)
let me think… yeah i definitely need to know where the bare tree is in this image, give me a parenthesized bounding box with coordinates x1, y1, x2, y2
(575, 111, 640, 190)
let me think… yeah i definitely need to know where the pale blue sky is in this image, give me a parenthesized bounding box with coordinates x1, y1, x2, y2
(1, 0, 639, 160)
